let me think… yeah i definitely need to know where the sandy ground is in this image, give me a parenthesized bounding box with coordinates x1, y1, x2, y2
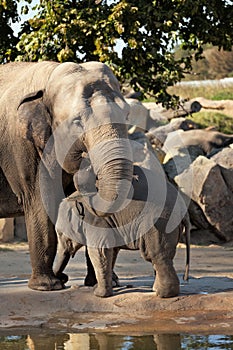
(1, 240, 233, 334)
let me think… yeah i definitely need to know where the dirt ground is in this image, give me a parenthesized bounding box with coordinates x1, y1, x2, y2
(1, 238, 233, 334)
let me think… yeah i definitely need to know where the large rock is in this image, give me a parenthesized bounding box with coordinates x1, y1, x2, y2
(175, 155, 233, 241)
(126, 98, 149, 131)
(0, 218, 14, 242)
(129, 131, 164, 170)
(188, 199, 211, 231)
(143, 99, 201, 121)
(163, 135, 204, 179)
(211, 147, 233, 193)
(146, 117, 198, 148)
(163, 129, 233, 156)
(126, 98, 201, 132)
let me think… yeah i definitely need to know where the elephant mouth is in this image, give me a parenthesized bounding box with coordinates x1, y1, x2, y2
(71, 172, 104, 216)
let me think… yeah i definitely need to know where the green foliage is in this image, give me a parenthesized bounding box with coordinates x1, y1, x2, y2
(0, 0, 19, 62)
(2, 0, 233, 106)
(191, 111, 233, 134)
(16, 1, 109, 62)
(212, 90, 233, 101)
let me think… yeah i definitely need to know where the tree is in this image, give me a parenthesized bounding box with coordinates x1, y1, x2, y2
(0, 0, 19, 62)
(203, 47, 233, 79)
(175, 44, 233, 80)
(15, 0, 233, 105)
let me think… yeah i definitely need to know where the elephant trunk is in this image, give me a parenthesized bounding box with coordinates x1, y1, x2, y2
(87, 138, 133, 216)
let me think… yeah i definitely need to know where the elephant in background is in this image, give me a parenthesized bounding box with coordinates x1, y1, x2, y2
(55, 164, 190, 298)
(0, 61, 133, 291)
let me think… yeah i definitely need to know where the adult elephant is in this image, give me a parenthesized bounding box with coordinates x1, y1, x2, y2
(0, 61, 133, 291)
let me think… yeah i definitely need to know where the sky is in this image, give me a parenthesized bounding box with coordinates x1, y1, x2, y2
(11, 0, 39, 35)
(11, 0, 125, 56)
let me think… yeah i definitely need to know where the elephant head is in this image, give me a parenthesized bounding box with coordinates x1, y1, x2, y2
(17, 61, 133, 216)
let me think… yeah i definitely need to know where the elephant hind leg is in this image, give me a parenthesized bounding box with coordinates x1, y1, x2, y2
(152, 259, 180, 298)
(142, 227, 180, 298)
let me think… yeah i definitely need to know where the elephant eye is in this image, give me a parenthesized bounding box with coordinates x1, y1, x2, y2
(73, 116, 82, 126)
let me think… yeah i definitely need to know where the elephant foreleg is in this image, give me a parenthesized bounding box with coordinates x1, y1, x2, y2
(54, 232, 82, 285)
(25, 199, 63, 291)
(0, 168, 23, 217)
(84, 246, 97, 286)
(85, 247, 120, 288)
(54, 252, 70, 284)
(88, 246, 113, 297)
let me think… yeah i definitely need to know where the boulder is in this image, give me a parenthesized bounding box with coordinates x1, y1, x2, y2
(211, 147, 233, 193)
(188, 200, 212, 231)
(129, 131, 164, 170)
(146, 117, 198, 148)
(143, 99, 201, 121)
(175, 155, 233, 241)
(126, 98, 201, 132)
(0, 218, 14, 242)
(163, 139, 204, 179)
(125, 98, 154, 131)
(163, 129, 233, 156)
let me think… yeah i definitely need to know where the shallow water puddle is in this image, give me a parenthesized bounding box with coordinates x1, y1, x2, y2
(1, 333, 233, 349)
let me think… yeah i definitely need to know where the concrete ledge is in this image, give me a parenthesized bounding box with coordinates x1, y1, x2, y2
(1, 243, 233, 333)
(1, 275, 233, 333)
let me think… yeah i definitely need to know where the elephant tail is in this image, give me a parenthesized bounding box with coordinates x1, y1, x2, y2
(182, 212, 191, 281)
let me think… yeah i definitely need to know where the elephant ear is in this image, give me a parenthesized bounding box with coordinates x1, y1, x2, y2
(17, 90, 52, 153)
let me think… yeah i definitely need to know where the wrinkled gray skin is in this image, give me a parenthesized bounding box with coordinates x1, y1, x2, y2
(55, 165, 190, 298)
(163, 129, 233, 156)
(0, 61, 133, 291)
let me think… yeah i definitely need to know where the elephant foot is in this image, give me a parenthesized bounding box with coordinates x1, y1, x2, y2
(93, 284, 113, 298)
(153, 280, 180, 298)
(112, 270, 120, 287)
(84, 273, 97, 287)
(55, 272, 69, 285)
(85, 272, 119, 288)
(28, 274, 64, 291)
(84, 271, 121, 288)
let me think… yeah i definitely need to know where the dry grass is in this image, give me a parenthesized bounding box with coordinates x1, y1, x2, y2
(168, 81, 233, 101)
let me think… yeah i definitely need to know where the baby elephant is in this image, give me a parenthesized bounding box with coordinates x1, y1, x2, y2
(55, 165, 190, 298)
